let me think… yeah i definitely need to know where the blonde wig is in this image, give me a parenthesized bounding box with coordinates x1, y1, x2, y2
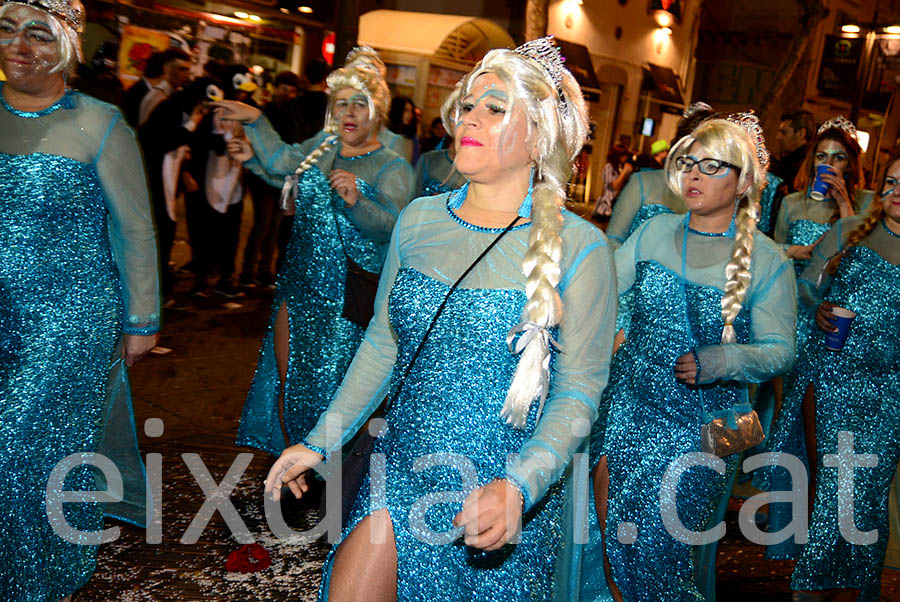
(665, 118, 767, 344)
(323, 63, 390, 134)
(278, 60, 390, 209)
(441, 42, 589, 428)
(0, 1, 82, 75)
(343, 45, 387, 79)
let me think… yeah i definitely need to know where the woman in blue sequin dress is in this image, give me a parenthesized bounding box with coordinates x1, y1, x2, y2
(757, 117, 874, 557)
(414, 144, 465, 198)
(263, 40, 617, 601)
(217, 56, 414, 455)
(586, 117, 796, 601)
(772, 157, 900, 601)
(0, 1, 159, 600)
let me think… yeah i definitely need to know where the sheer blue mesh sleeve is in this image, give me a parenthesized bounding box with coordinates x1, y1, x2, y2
(95, 112, 160, 333)
(694, 241, 797, 384)
(346, 157, 413, 243)
(243, 115, 325, 177)
(505, 232, 617, 510)
(605, 170, 647, 247)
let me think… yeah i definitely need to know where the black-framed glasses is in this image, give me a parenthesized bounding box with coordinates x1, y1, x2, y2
(675, 156, 740, 176)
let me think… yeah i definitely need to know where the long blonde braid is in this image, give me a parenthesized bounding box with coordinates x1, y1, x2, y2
(720, 194, 761, 343)
(279, 132, 337, 210)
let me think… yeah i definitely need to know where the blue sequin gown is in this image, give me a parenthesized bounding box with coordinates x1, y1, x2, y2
(585, 213, 796, 601)
(303, 189, 617, 601)
(413, 149, 466, 197)
(769, 216, 900, 600)
(0, 86, 159, 601)
(237, 117, 413, 454)
(755, 188, 874, 558)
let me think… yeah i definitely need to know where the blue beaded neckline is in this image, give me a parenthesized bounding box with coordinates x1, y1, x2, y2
(337, 143, 384, 160)
(883, 219, 900, 240)
(0, 83, 74, 118)
(446, 183, 532, 233)
(682, 211, 737, 238)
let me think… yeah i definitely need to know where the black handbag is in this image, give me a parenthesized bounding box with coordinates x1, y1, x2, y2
(331, 199, 380, 327)
(332, 213, 522, 527)
(343, 256, 379, 327)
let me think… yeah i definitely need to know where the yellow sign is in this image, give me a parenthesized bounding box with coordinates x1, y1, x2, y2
(118, 25, 171, 85)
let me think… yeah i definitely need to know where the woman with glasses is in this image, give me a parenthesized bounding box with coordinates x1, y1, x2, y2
(586, 117, 796, 601)
(0, 0, 159, 599)
(773, 156, 900, 601)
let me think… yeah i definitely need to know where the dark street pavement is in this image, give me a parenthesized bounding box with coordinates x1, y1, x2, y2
(73, 203, 900, 601)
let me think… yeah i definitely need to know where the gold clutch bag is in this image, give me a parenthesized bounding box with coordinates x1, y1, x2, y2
(700, 409, 765, 458)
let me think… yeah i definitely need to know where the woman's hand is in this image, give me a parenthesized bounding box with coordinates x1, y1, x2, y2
(227, 138, 253, 163)
(816, 301, 839, 333)
(786, 244, 814, 260)
(674, 352, 698, 385)
(329, 169, 360, 207)
(265, 444, 324, 502)
(123, 333, 158, 367)
(612, 329, 625, 355)
(212, 100, 261, 124)
(452, 479, 524, 551)
(820, 170, 854, 217)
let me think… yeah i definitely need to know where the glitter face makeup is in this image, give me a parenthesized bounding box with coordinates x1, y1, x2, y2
(0, 5, 63, 85)
(453, 73, 532, 183)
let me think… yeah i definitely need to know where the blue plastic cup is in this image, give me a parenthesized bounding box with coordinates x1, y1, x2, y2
(824, 306, 856, 351)
(810, 164, 833, 201)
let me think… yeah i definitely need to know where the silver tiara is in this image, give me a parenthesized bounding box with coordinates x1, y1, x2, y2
(817, 115, 858, 141)
(3, 0, 83, 32)
(514, 37, 567, 89)
(726, 111, 770, 170)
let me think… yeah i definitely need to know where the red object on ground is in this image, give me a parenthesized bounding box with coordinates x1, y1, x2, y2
(225, 543, 272, 573)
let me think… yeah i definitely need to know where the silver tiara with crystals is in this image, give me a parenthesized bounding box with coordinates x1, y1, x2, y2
(817, 115, 858, 141)
(726, 111, 769, 170)
(513, 36, 572, 114)
(3, 0, 83, 32)
(514, 37, 567, 90)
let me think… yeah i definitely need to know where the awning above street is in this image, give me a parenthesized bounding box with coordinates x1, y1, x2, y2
(358, 10, 514, 63)
(554, 38, 600, 91)
(647, 63, 684, 105)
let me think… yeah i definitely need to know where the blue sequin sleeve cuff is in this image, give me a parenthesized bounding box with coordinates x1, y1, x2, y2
(123, 314, 160, 335)
(301, 440, 329, 459)
(691, 348, 702, 385)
